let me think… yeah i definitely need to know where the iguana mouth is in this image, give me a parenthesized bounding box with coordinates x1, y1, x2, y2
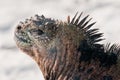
(14, 31, 32, 47)
(15, 33, 28, 42)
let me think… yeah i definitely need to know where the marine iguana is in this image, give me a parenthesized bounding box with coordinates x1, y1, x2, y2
(14, 12, 120, 80)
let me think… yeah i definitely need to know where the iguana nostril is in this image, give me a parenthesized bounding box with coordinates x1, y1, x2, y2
(17, 26, 22, 30)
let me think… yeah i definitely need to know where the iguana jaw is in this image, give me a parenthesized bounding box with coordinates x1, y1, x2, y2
(14, 31, 32, 47)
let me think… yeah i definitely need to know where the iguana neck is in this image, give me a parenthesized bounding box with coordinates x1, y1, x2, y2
(33, 38, 81, 80)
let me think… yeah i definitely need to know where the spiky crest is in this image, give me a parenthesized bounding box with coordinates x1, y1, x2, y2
(70, 12, 103, 46)
(70, 12, 120, 68)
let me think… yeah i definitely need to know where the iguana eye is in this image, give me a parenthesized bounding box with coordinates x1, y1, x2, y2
(30, 29, 44, 35)
(37, 29, 44, 35)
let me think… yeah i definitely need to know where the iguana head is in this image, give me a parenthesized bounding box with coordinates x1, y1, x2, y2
(14, 15, 60, 55)
(14, 13, 85, 57)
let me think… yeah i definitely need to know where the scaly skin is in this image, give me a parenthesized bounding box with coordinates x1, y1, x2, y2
(14, 13, 120, 80)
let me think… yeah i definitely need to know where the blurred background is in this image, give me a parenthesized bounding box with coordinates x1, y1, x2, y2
(0, 0, 120, 80)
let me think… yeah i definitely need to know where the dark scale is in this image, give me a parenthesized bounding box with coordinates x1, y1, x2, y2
(79, 66, 85, 72)
(86, 67, 94, 74)
(103, 75, 113, 80)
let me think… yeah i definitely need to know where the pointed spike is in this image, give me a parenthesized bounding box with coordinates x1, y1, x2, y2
(74, 12, 83, 25)
(90, 39, 102, 45)
(116, 45, 120, 54)
(89, 33, 103, 42)
(78, 15, 89, 28)
(105, 43, 111, 52)
(87, 29, 99, 34)
(71, 12, 78, 24)
(93, 38, 104, 43)
(87, 31, 99, 37)
(109, 44, 117, 52)
(87, 31, 98, 36)
(117, 48, 120, 55)
(84, 22, 96, 31)
(91, 33, 103, 38)
(113, 45, 120, 55)
(105, 43, 120, 56)
(67, 15, 70, 23)
(81, 18, 92, 28)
